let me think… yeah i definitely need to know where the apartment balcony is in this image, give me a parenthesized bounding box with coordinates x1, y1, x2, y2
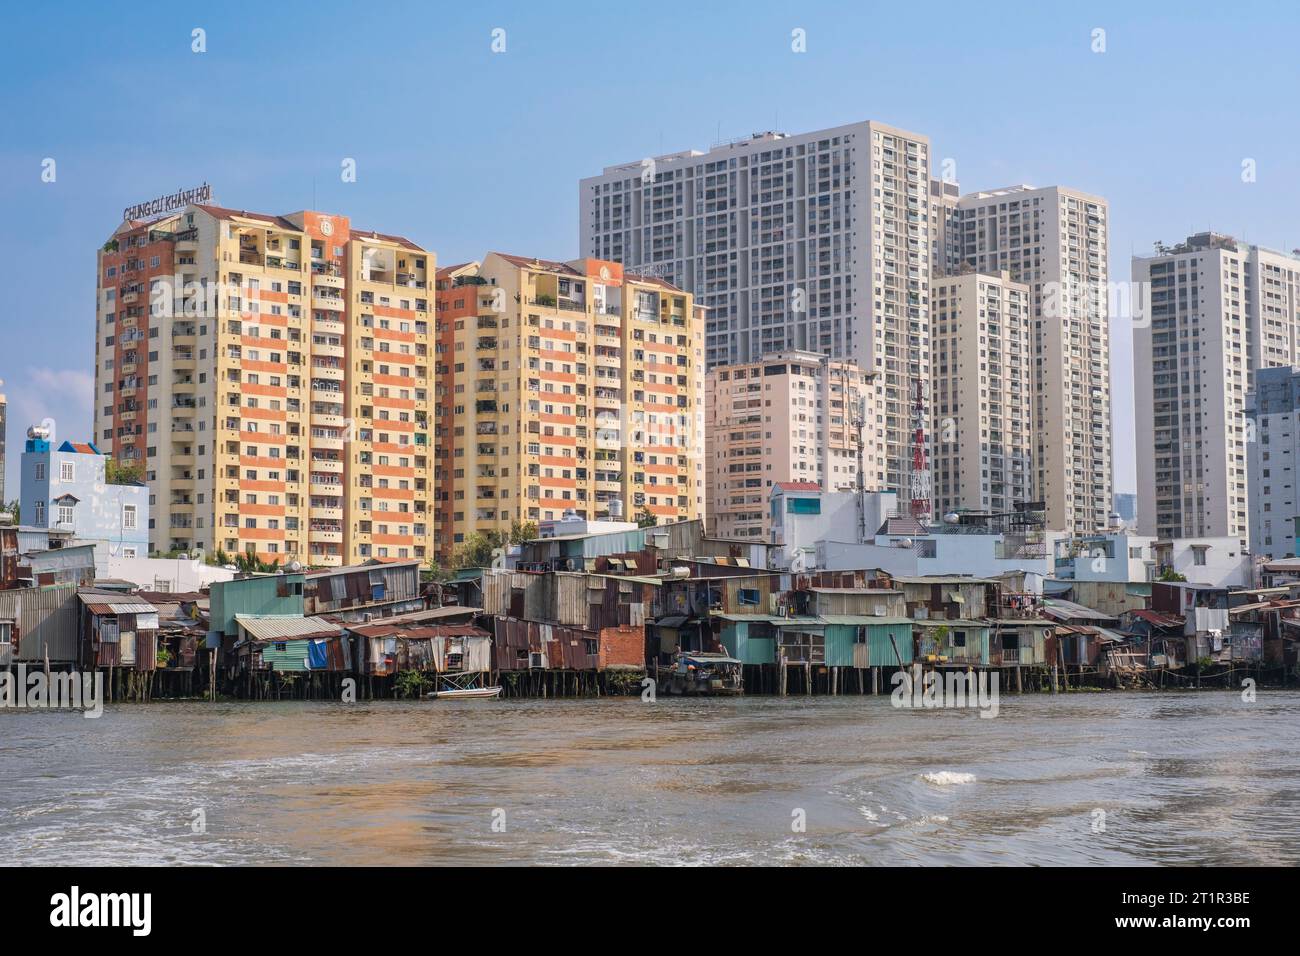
(311, 409, 346, 429)
(312, 363, 345, 381)
(313, 315, 345, 336)
(313, 289, 345, 311)
(311, 385, 344, 403)
(309, 475, 344, 493)
(313, 341, 346, 360)
(310, 457, 343, 473)
(309, 526, 343, 544)
(311, 432, 345, 451)
(313, 271, 345, 289)
(309, 505, 344, 521)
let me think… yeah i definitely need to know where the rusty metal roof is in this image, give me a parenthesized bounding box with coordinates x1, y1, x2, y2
(234, 614, 341, 642)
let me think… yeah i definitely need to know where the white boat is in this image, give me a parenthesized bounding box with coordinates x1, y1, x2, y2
(426, 685, 502, 700)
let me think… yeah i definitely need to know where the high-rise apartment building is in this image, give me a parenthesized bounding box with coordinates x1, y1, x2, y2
(931, 271, 1034, 516)
(579, 121, 933, 501)
(1135, 232, 1300, 546)
(949, 185, 1111, 532)
(95, 204, 436, 567)
(1246, 365, 1300, 560)
(433, 254, 704, 559)
(705, 350, 879, 539)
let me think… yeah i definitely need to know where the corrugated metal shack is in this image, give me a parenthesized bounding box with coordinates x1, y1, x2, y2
(230, 615, 351, 699)
(0, 525, 18, 589)
(883, 575, 996, 620)
(208, 573, 305, 653)
(801, 587, 907, 619)
(986, 619, 1052, 667)
(77, 591, 161, 699)
(0, 583, 79, 664)
(490, 617, 600, 676)
(20, 544, 97, 588)
(350, 622, 492, 679)
(914, 619, 991, 666)
(482, 569, 655, 632)
(481, 569, 655, 691)
(820, 616, 914, 669)
(303, 560, 424, 619)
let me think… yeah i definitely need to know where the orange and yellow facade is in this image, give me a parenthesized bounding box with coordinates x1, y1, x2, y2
(434, 254, 705, 559)
(94, 204, 435, 567)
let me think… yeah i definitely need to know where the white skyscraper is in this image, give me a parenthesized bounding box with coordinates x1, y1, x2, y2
(949, 185, 1111, 533)
(580, 120, 932, 499)
(1135, 232, 1300, 547)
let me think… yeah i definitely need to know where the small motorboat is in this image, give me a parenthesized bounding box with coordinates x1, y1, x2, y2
(426, 685, 502, 700)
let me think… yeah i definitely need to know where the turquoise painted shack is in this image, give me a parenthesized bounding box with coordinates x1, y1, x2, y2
(233, 614, 345, 675)
(208, 573, 306, 649)
(819, 616, 914, 668)
(914, 619, 991, 666)
(715, 614, 780, 665)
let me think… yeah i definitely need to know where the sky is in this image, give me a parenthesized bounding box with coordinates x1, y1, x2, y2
(4, 0, 1300, 500)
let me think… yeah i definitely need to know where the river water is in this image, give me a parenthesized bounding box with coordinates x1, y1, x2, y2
(2, 691, 1298, 866)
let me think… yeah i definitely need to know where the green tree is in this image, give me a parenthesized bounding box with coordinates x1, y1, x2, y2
(105, 458, 144, 485)
(452, 530, 505, 569)
(3, 500, 18, 524)
(235, 546, 280, 574)
(636, 507, 658, 528)
(509, 520, 538, 544)
(1157, 567, 1187, 583)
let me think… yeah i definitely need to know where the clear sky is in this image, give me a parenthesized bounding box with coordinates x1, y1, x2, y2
(4, 0, 1300, 501)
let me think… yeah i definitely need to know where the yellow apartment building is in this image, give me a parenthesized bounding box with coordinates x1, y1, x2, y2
(434, 254, 704, 559)
(94, 204, 435, 567)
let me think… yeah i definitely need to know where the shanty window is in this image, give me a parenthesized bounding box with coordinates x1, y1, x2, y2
(953, 631, 967, 647)
(738, 588, 760, 606)
(0, 623, 12, 650)
(274, 642, 287, 652)
(583, 639, 598, 655)
(854, 627, 868, 645)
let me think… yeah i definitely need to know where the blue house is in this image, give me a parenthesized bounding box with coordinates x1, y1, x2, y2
(20, 428, 150, 573)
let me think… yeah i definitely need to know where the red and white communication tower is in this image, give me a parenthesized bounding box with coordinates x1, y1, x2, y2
(908, 379, 931, 522)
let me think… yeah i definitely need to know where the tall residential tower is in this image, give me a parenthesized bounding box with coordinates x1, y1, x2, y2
(434, 254, 704, 559)
(580, 121, 933, 502)
(95, 204, 436, 566)
(1135, 232, 1300, 547)
(948, 185, 1111, 532)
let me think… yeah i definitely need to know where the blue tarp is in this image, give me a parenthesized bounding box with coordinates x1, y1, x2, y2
(306, 639, 329, 669)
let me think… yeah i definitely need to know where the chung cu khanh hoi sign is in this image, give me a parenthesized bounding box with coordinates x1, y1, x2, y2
(123, 182, 212, 222)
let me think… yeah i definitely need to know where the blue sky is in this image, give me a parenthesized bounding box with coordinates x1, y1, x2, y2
(4, 0, 1300, 499)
